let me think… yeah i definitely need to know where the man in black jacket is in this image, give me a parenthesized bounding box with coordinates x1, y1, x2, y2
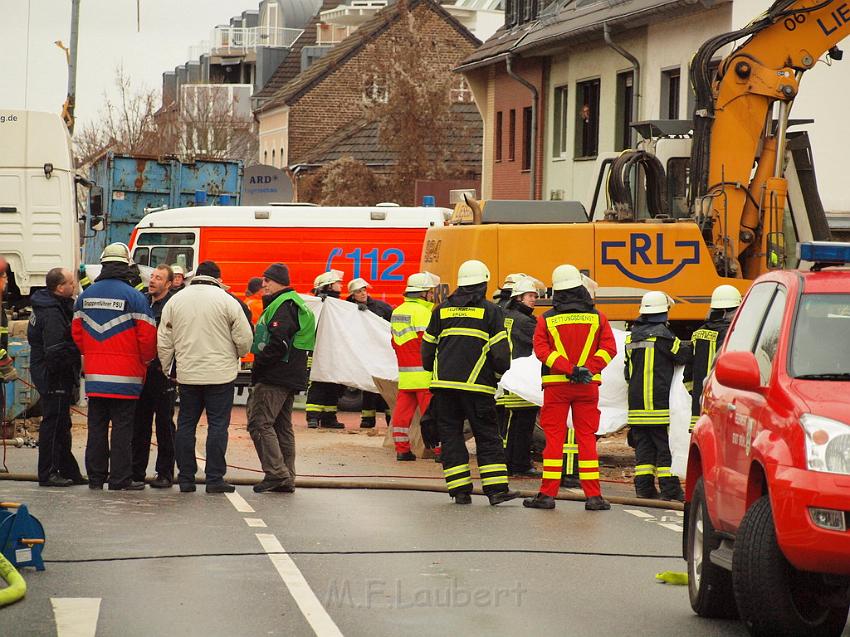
(422, 260, 519, 506)
(132, 264, 177, 488)
(29, 267, 84, 487)
(346, 277, 393, 428)
(247, 263, 315, 493)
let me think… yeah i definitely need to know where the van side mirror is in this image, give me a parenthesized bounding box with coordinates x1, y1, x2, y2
(715, 351, 762, 392)
(90, 216, 104, 231)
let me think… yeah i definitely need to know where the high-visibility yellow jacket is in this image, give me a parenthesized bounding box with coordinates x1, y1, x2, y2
(391, 296, 434, 390)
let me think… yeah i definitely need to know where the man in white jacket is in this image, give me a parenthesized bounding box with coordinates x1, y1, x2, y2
(158, 261, 253, 493)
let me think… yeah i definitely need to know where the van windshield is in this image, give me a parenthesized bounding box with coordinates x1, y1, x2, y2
(790, 293, 850, 379)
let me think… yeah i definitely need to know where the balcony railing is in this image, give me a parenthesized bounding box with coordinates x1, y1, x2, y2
(211, 26, 304, 55)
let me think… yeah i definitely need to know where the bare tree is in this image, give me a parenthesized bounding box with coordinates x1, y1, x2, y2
(364, 0, 476, 204)
(298, 156, 382, 205)
(75, 66, 259, 166)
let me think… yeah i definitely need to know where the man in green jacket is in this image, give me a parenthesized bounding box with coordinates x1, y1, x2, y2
(248, 263, 316, 493)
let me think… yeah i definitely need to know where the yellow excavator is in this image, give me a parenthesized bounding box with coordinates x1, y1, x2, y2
(422, 0, 846, 325)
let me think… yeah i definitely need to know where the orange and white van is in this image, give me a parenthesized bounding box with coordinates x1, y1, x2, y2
(128, 203, 450, 304)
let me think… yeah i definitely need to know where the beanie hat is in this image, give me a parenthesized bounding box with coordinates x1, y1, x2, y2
(246, 277, 263, 295)
(263, 263, 290, 286)
(195, 261, 221, 279)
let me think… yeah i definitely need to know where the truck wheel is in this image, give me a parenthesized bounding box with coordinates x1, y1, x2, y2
(733, 495, 850, 637)
(687, 477, 737, 618)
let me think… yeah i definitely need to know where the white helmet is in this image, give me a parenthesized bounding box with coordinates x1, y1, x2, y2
(640, 290, 674, 315)
(347, 277, 371, 294)
(510, 276, 542, 298)
(405, 272, 438, 293)
(710, 284, 742, 310)
(100, 242, 131, 265)
(552, 264, 583, 291)
(314, 269, 344, 290)
(457, 260, 490, 286)
(501, 272, 529, 290)
(171, 264, 185, 276)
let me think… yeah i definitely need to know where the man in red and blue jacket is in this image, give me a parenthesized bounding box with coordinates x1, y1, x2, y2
(72, 243, 157, 491)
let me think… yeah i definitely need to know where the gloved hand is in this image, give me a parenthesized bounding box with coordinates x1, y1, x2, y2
(0, 351, 18, 383)
(357, 303, 367, 312)
(569, 366, 593, 384)
(78, 263, 92, 289)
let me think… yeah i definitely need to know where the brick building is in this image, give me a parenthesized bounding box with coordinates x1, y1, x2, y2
(254, 0, 482, 171)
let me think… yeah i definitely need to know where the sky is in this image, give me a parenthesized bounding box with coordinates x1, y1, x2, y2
(2, 0, 252, 129)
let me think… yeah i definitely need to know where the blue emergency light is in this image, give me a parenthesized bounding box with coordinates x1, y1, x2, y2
(798, 241, 850, 264)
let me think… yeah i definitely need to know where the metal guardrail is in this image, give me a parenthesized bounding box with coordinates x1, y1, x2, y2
(211, 26, 303, 55)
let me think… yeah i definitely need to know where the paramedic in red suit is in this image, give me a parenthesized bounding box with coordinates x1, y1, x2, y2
(524, 264, 617, 511)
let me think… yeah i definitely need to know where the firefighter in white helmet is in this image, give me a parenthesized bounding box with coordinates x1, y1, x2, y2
(495, 276, 542, 477)
(684, 284, 742, 431)
(390, 272, 439, 460)
(305, 270, 346, 429)
(422, 260, 519, 505)
(346, 277, 393, 428)
(493, 272, 530, 308)
(524, 264, 617, 511)
(623, 291, 693, 500)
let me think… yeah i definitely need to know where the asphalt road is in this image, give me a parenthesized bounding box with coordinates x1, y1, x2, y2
(1, 482, 845, 636)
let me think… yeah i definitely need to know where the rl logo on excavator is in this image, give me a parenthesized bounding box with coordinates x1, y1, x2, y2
(600, 232, 700, 284)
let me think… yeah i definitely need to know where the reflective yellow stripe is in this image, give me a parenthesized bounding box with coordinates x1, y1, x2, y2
(489, 331, 507, 346)
(361, 410, 376, 417)
(443, 464, 471, 477)
(542, 471, 562, 480)
(578, 460, 598, 468)
(479, 463, 507, 473)
(481, 476, 509, 486)
(577, 321, 599, 366)
(656, 466, 672, 477)
(643, 344, 655, 410)
(594, 348, 612, 364)
(429, 379, 495, 394)
(579, 472, 600, 480)
(447, 476, 473, 489)
(422, 332, 438, 344)
(542, 374, 569, 383)
(545, 351, 562, 368)
(440, 307, 484, 319)
(635, 464, 656, 476)
(671, 338, 681, 354)
(542, 459, 563, 468)
(442, 327, 489, 340)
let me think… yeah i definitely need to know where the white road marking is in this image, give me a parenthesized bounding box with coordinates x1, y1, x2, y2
(659, 523, 684, 533)
(255, 533, 343, 637)
(225, 491, 255, 513)
(623, 509, 655, 519)
(624, 509, 685, 533)
(244, 517, 267, 528)
(51, 598, 101, 637)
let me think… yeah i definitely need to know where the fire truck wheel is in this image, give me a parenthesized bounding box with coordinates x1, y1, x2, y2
(733, 495, 850, 637)
(686, 477, 737, 618)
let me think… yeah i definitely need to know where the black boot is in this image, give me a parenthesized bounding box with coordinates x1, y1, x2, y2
(488, 490, 520, 506)
(359, 417, 376, 429)
(39, 473, 73, 487)
(319, 415, 344, 429)
(453, 492, 472, 505)
(523, 493, 556, 509)
(307, 415, 319, 429)
(396, 451, 416, 461)
(585, 496, 611, 511)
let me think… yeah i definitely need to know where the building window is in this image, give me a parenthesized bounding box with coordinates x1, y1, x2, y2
(575, 78, 600, 159)
(263, 150, 268, 164)
(521, 106, 533, 171)
(364, 76, 388, 104)
(271, 148, 276, 166)
(661, 68, 681, 119)
(615, 71, 634, 151)
(508, 109, 516, 161)
(495, 111, 503, 162)
(552, 85, 568, 158)
(450, 76, 474, 103)
(280, 147, 284, 167)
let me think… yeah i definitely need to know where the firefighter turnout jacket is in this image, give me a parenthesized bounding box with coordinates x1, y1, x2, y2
(421, 292, 510, 395)
(624, 319, 693, 426)
(496, 302, 537, 409)
(534, 307, 617, 387)
(684, 312, 733, 429)
(391, 296, 434, 390)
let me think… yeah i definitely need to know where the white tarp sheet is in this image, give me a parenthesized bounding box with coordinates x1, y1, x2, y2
(497, 328, 691, 476)
(305, 296, 398, 393)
